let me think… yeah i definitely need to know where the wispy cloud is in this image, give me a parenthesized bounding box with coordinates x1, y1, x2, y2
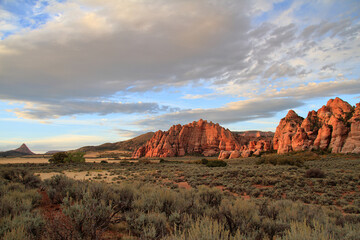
(9, 100, 179, 119)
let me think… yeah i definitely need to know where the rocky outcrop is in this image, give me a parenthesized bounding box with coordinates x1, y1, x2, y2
(273, 110, 304, 154)
(341, 103, 360, 153)
(133, 97, 359, 158)
(133, 119, 241, 158)
(133, 119, 274, 158)
(218, 150, 231, 160)
(274, 97, 357, 154)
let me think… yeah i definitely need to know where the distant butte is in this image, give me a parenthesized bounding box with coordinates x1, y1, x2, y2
(0, 143, 35, 157)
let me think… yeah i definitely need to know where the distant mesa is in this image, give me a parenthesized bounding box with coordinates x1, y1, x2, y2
(0, 143, 35, 157)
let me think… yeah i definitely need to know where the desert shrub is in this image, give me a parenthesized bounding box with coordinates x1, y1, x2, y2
(100, 160, 108, 164)
(62, 192, 113, 240)
(196, 186, 223, 208)
(1, 169, 41, 188)
(48, 152, 85, 164)
(126, 212, 168, 239)
(48, 152, 68, 163)
(0, 188, 41, 218)
(219, 198, 260, 235)
(134, 186, 184, 217)
(206, 160, 227, 167)
(0, 211, 45, 239)
(305, 168, 325, 178)
(343, 205, 360, 214)
(2, 226, 28, 240)
(281, 220, 334, 240)
(138, 159, 152, 164)
(43, 175, 81, 204)
(65, 152, 85, 163)
(256, 155, 304, 167)
(165, 216, 245, 240)
(201, 159, 209, 164)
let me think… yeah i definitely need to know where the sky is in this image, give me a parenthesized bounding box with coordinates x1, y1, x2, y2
(0, 0, 359, 153)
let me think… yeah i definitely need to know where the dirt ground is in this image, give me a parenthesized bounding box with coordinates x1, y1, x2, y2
(0, 157, 137, 164)
(35, 170, 113, 182)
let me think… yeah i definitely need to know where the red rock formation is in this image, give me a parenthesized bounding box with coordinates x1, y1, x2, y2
(313, 124, 332, 150)
(218, 150, 231, 160)
(273, 110, 304, 154)
(229, 150, 240, 159)
(274, 97, 357, 154)
(133, 119, 274, 158)
(133, 119, 241, 158)
(342, 103, 360, 153)
(134, 98, 359, 158)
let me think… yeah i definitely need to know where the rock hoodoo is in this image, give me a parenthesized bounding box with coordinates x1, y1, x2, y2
(273, 97, 358, 154)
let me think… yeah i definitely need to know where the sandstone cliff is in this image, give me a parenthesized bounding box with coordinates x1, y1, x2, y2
(273, 97, 358, 154)
(132, 119, 273, 158)
(133, 97, 359, 158)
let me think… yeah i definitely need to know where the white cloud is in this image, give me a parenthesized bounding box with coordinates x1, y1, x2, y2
(9, 100, 179, 119)
(0, 0, 359, 124)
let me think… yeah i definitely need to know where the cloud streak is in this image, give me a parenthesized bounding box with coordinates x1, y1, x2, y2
(10, 101, 179, 119)
(135, 97, 304, 130)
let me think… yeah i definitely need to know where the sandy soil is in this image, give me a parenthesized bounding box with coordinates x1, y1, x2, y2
(36, 170, 114, 182)
(0, 157, 138, 164)
(0, 157, 50, 164)
(84, 150, 132, 158)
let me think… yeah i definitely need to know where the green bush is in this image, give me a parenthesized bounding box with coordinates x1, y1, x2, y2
(305, 168, 325, 178)
(256, 155, 304, 167)
(48, 152, 85, 164)
(201, 159, 209, 164)
(206, 160, 227, 167)
(197, 186, 223, 208)
(43, 175, 80, 204)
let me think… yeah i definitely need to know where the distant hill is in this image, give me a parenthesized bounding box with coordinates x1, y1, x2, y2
(45, 150, 64, 155)
(0, 143, 35, 157)
(76, 132, 154, 153)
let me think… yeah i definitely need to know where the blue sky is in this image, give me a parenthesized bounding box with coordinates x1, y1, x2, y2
(0, 0, 359, 153)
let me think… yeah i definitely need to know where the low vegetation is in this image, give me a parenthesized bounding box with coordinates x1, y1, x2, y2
(49, 152, 85, 164)
(0, 152, 359, 239)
